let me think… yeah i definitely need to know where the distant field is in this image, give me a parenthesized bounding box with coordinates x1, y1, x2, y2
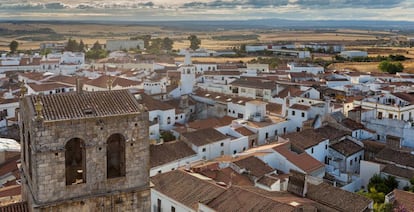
(0, 23, 402, 51)
(330, 60, 414, 74)
(177, 56, 257, 63)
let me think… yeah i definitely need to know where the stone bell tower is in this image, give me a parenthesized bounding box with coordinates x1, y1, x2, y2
(19, 90, 150, 211)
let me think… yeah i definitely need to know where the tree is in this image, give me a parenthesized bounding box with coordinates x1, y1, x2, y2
(9, 40, 18, 53)
(188, 35, 201, 50)
(162, 37, 174, 51)
(92, 41, 102, 51)
(378, 61, 404, 74)
(147, 38, 162, 54)
(65, 38, 79, 52)
(79, 40, 85, 52)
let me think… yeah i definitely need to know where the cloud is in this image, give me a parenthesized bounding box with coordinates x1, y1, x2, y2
(294, 0, 404, 9)
(181, 0, 405, 9)
(182, 0, 290, 8)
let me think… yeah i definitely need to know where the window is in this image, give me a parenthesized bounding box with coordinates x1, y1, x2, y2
(283, 127, 286, 134)
(350, 160, 353, 166)
(311, 148, 314, 154)
(167, 117, 171, 124)
(296, 127, 300, 132)
(265, 132, 269, 139)
(65, 138, 86, 185)
(171, 206, 176, 212)
(158, 170, 162, 174)
(301, 112, 305, 118)
(157, 199, 161, 212)
(291, 110, 295, 116)
(354, 157, 357, 162)
(243, 147, 246, 151)
(221, 150, 224, 156)
(233, 150, 237, 154)
(325, 144, 327, 150)
(388, 113, 393, 119)
(220, 143, 224, 147)
(275, 130, 278, 136)
(107, 134, 126, 179)
(378, 112, 383, 119)
(202, 148, 206, 152)
(359, 155, 362, 161)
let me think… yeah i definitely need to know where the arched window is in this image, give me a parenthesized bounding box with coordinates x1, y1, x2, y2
(65, 138, 86, 185)
(107, 134, 126, 178)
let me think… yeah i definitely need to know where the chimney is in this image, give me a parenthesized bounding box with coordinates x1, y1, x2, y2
(76, 78, 83, 94)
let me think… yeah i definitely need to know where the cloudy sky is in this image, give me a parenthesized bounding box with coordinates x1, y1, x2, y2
(0, 0, 413, 21)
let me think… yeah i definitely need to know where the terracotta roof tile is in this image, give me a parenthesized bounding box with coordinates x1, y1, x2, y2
(0, 185, 21, 198)
(234, 126, 254, 136)
(85, 75, 141, 88)
(314, 125, 350, 141)
(392, 92, 414, 105)
(289, 104, 310, 111)
(231, 79, 276, 90)
(282, 129, 326, 150)
(24, 90, 143, 121)
(150, 170, 225, 210)
(182, 128, 228, 146)
(138, 93, 174, 111)
(233, 156, 274, 178)
(306, 182, 372, 211)
(376, 148, 414, 168)
(273, 143, 324, 173)
(330, 139, 363, 157)
(150, 141, 196, 168)
(391, 189, 414, 211)
(27, 82, 73, 92)
(382, 164, 414, 179)
(205, 187, 295, 212)
(197, 167, 253, 186)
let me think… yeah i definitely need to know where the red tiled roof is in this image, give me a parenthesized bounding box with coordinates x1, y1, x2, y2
(85, 75, 141, 89)
(392, 189, 414, 211)
(27, 82, 73, 92)
(182, 128, 228, 146)
(289, 104, 310, 111)
(235, 126, 254, 136)
(150, 170, 225, 210)
(24, 90, 143, 121)
(233, 156, 274, 178)
(273, 142, 324, 173)
(150, 141, 196, 168)
(0, 185, 21, 198)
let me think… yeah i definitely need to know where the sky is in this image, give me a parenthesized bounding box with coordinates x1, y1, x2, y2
(0, 0, 414, 22)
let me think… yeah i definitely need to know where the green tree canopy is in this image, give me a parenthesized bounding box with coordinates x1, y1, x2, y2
(65, 38, 79, 52)
(92, 41, 103, 51)
(378, 61, 404, 74)
(162, 37, 174, 51)
(79, 40, 85, 52)
(188, 35, 201, 50)
(147, 38, 162, 54)
(9, 40, 18, 53)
